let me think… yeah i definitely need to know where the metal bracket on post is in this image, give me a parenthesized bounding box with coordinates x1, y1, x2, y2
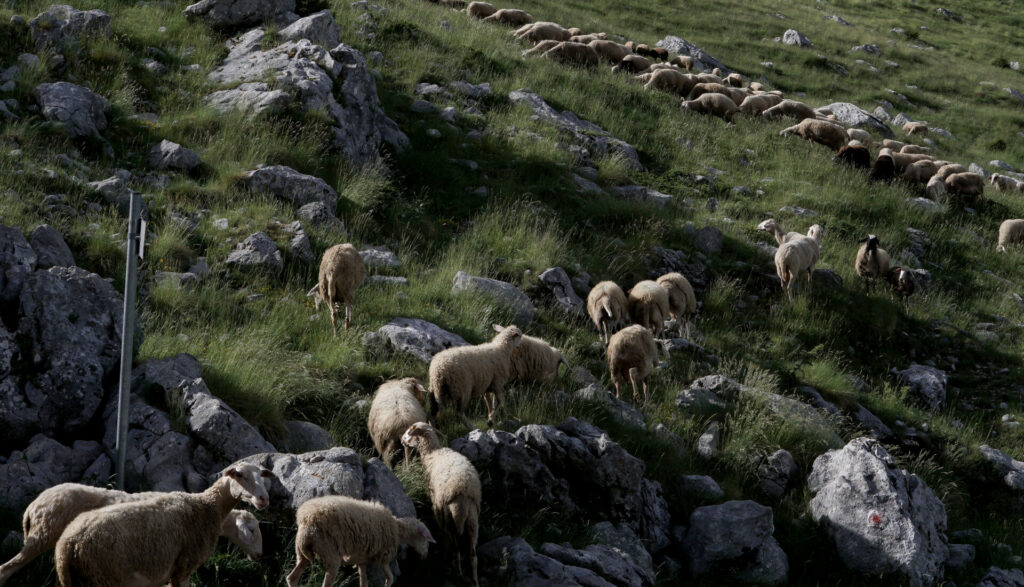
(115, 193, 143, 489)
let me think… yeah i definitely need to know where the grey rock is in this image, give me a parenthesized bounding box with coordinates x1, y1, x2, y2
(697, 422, 721, 458)
(893, 112, 916, 127)
(826, 14, 852, 25)
(362, 317, 468, 362)
(736, 535, 789, 586)
(894, 364, 947, 410)
(936, 7, 962, 21)
(779, 205, 816, 217)
(1006, 88, 1024, 104)
(281, 420, 333, 453)
(679, 474, 724, 501)
(241, 165, 338, 210)
(205, 82, 290, 114)
(479, 536, 613, 586)
(225, 232, 283, 273)
(366, 275, 407, 286)
(439, 106, 457, 123)
(694, 226, 723, 254)
(990, 160, 1016, 172)
(675, 383, 726, 412)
(656, 36, 730, 72)
(182, 0, 296, 29)
(278, 10, 340, 47)
(613, 185, 672, 207)
(410, 99, 436, 114)
(851, 44, 881, 55)
(451, 271, 535, 327)
(823, 102, 894, 137)
(684, 500, 785, 584)
(574, 384, 645, 429)
(0, 225, 37, 301)
(413, 83, 448, 97)
(87, 176, 143, 216)
(976, 567, 1024, 587)
(148, 140, 200, 171)
(0, 435, 106, 510)
(947, 543, 975, 570)
(176, 377, 275, 471)
(873, 105, 893, 122)
(141, 58, 167, 76)
(574, 173, 604, 195)
(288, 224, 313, 264)
(0, 101, 17, 121)
(509, 90, 642, 171)
(757, 449, 798, 499)
(809, 437, 948, 585)
(978, 445, 1024, 491)
(539, 541, 652, 587)
(907, 197, 942, 212)
(359, 245, 400, 269)
(29, 5, 110, 51)
(782, 29, 812, 47)
(591, 522, 654, 583)
(539, 267, 584, 316)
(450, 81, 491, 98)
(297, 201, 345, 234)
(36, 82, 109, 138)
(812, 268, 844, 292)
(970, 163, 990, 178)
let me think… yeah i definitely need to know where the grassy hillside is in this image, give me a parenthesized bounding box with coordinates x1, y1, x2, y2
(2, 0, 1024, 584)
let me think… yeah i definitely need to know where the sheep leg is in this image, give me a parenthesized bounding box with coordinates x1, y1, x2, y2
(806, 269, 813, 295)
(381, 563, 394, 587)
(469, 516, 479, 587)
(286, 554, 311, 587)
(355, 565, 367, 587)
(344, 303, 352, 330)
(321, 561, 339, 587)
(403, 445, 411, 467)
(329, 303, 338, 338)
(0, 538, 43, 584)
(628, 367, 641, 404)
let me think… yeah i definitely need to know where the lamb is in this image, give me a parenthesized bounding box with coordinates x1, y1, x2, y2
(499, 327, 569, 383)
(522, 39, 560, 57)
(846, 128, 874, 146)
(869, 153, 898, 183)
(756, 218, 806, 245)
(466, 1, 496, 19)
(834, 144, 871, 169)
(587, 280, 629, 343)
(681, 92, 738, 122)
(997, 219, 1024, 252)
(607, 324, 659, 404)
(738, 93, 783, 115)
(569, 33, 607, 44)
(0, 485, 262, 586)
(902, 159, 940, 183)
(513, 22, 570, 43)
(903, 121, 928, 136)
(990, 173, 1024, 193)
(588, 39, 632, 64)
(887, 266, 916, 298)
(628, 280, 670, 337)
(368, 377, 428, 466)
(611, 54, 651, 74)
(670, 55, 694, 71)
(307, 243, 365, 336)
(427, 324, 523, 427)
(656, 272, 696, 337)
(287, 496, 434, 587)
(780, 119, 847, 151)
(774, 225, 823, 300)
(945, 172, 985, 201)
(926, 174, 947, 200)
(881, 139, 907, 151)
(644, 68, 696, 96)
(401, 422, 481, 586)
(54, 463, 274, 587)
(762, 100, 816, 121)
(723, 73, 744, 87)
(855, 234, 891, 290)
(542, 41, 600, 68)
(900, 144, 930, 155)
(935, 163, 967, 180)
(481, 8, 533, 26)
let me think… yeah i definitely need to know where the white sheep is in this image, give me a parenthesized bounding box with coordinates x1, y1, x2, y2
(607, 324, 659, 404)
(610, 54, 651, 74)
(522, 39, 560, 57)
(542, 41, 601, 68)
(854, 234, 891, 290)
(926, 174, 946, 200)
(990, 173, 1024, 193)
(495, 326, 569, 384)
(569, 33, 607, 44)
(774, 225, 823, 300)
(945, 172, 985, 201)
(900, 144, 930, 155)
(656, 272, 696, 337)
(588, 39, 632, 64)
(481, 8, 533, 26)
(513, 21, 570, 43)
(761, 100, 816, 121)
(997, 219, 1024, 252)
(644, 68, 696, 96)
(756, 218, 805, 245)
(0, 484, 261, 586)
(368, 377, 428, 466)
(628, 280, 670, 337)
(681, 92, 738, 122)
(55, 463, 274, 587)
(465, 1, 496, 19)
(935, 163, 967, 180)
(845, 128, 873, 146)
(903, 121, 928, 136)
(307, 243, 366, 336)
(402, 422, 481, 587)
(902, 159, 940, 184)
(670, 55, 694, 71)
(428, 324, 523, 427)
(586, 280, 629, 343)
(286, 495, 434, 587)
(780, 119, 847, 151)
(738, 93, 783, 116)
(882, 138, 907, 151)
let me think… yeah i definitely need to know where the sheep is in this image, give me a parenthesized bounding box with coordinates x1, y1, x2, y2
(611, 54, 651, 74)
(588, 39, 632, 64)
(681, 92, 738, 122)
(368, 377, 428, 466)
(481, 8, 533, 26)
(846, 128, 874, 146)
(902, 159, 940, 184)
(670, 55, 694, 71)
(401, 422, 481, 587)
(926, 174, 946, 200)
(633, 44, 667, 61)
(656, 272, 696, 337)
(567, 27, 582, 36)
(738, 93, 783, 115)
(587, 280, 629, 343)
(695, 72, 724, 84)
(945, 172, 985, 202)
(722, 72, 744, 87)
(514, 22, 570, 43)
(887, 266, 916, 298)
(748, 81, 765, 92)
(881, 138, 907, 151)
(834, 144, 871, 169)
(997, 219, 1024, 252)
(879, 148, 934, 172)
(466, 1, 496, 19)
(903, 121, 928, 136)
(522, 39, 560, 57)
(990, 173, 1024, 193)
(607, 324, 659, 404)
(762, 99, 816, 121)
(542, 41, 600, 68)
(0, 486, 262, 586)
(498, 327, 569, 383)
(855, 234, 891, 291)
(54, 463, 274, 587)
(756, 218, 806, 245)
(688, 82, 745, 105)
(900, 144, 930, 155)
(287, 496, 434, 587)
(935, 163, 967, 180)
(780, 118, 847, 151)
(627, 280, 670, 337)
(569, 33, 607, 44)
(711, 67, 724, 77)
(307, 243, 365, 336)
(644, 68, 696, 96)
(428, 324, 523, 427)
(869, 153, 898, 183)
(774, 225, 823, 300)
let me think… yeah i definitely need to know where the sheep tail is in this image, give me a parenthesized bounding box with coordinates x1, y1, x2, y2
(558, 354, 570, 375)
(600, 297, 614, 319)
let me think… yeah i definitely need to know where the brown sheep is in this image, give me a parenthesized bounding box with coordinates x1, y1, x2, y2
(738, 93, 783, 115)
(607, 325, 659, 404)
(308, 243, 366, 336)
(514, 22, 571, 43)
(869, 153, 898, 183)
(780, 119, 847, 151)
(945, 172, 985, 201)
(522, 39, 560, 57)
(633, 44, 667, 61)
(588, 39, 632, 64)
(628, 280, 670, 337)
(670, 55, 694, 71)
(466, 1, 496, 19)
(681, 92, 739, 122)
(762, 99, 816, 121)
(611, 54, 651, 74)
(482, 8, 533, 26)
(903, 121, 928, 136)
(834, 144, 871, 169)
(542, 41, 600, 68)
(643, 68, 696, 96)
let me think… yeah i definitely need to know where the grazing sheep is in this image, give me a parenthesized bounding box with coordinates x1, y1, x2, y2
(756, 218, 806, 245)
(482, 8, 533, 26)
(567, 27, 582, 36)
(902, 159, 940, 184)
(287, 496, 433, 587)
(656, 272, 696, 337)
(514, 22, 570, 43)
(869, 153, 898, 183)
(935, 163, 967, 180)
(523, 39, 559, 57)
(55, 464, 274, 587)
(990, 173, 1024, 193)
(774, 226, 823, 300)
(723, 72, 744, 87)
(611, 54, 651, 74)
(846, 128, 873, 146)
(569, 33, 607, 44)
(307, 243, 365, 336)
(628, 280, 671, 337)
(587, 280, 629, 343)
(428, 324, 523, 427)
(681, 92, 738, 122)
(542, 41, 600, 68)
(670, 55, 694, 71)
(607, 324, 659, 404)
(402, 423, 481, 587)
(762, 100, 816, 121)
(780, 119, 847, 151)
(855, 234, 891, 290)
(903, 121, 928, 136)
(466, 1, 496, 19)
(926, 174, 947, 200)
(689, 82, 745, 105)
(887, 267, 916, 298)
(900, 144, 930, 155)
(499, 328, 569, 383)
(633, 44, 667, 61)
(644, 68, 696, 96)
(879, 147, 933, 172)
(834, 144, 871, 169)
(0, 486, 262, 586)
(588, 39, 632, 64)
(738, 93, 783, 115)
(881, 138, 907, 151)
(997, 219, 1024, 252)
(695, 72, 724, 85)
(368, 377, 428, 466)
(945, 172, 985, 202)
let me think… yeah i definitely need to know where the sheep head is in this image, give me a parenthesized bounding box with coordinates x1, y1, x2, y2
(399, 517, 436, 559)
(401, 422, 442, 453)
(401, 376, 428, 405)
(491, 324, 524, 348)
(306, 284, 323, 309)
(807, 224, 824, 241)
(223, 510, 263, 560)
(223, 463, 276, 510)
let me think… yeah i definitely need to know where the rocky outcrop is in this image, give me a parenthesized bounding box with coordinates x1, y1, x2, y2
(823, 102, 895, 137)
(656, 36, 730, 72)
(29, 224, 75, 269)
(278, 9, 340, 47)
(28, 5, 110, 51)
(36, 82, 109, 138)
(240, 165, 338, 210)
(225, 231, 283, 273)
(978, 445, 1024, 491)
(362, 317, 469, 362)
(182, 0, 297, 30)
(0, 435, 109, 511)
(538, 267, 584, 316)
(451, 271, 535, 327)
(176, 377, 276, 471)
(148, 140, 200, 172)
(683, 500, 788, 585)
(894, 364, 947, 410)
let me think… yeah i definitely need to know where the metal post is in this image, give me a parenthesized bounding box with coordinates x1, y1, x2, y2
(115, 192, 142, 489)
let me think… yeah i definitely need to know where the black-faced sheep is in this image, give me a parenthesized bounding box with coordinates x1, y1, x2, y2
(287, 496, 434, 587)
(368, 377, 428, 466)
(402, 422, 481, 587)
(607, 324, 659, 404)
(681, 92, 738, 122)
(774, 225, 823, 300)
(633, 44, 667, 61)
(628, 280, 670, 337)
(611, 54, 651, 74)
(588, 39, 632, 64)
(482, 8, 533, 26)
(428, 324, 523, 427)
(466, 1, 496, 19)
(834, 144, 871, 169)
(780, 119, 847, 151)
(308, 243, 366, 336)
(587, 280, 629, 343)
(738, 93, 783, 116)
(997, 219, 1024, 252)
(542, 41, 600, 68)
(762, 99, 817, 121)
(670, 55, 694, 71)
(903, 121, 928, 136)
(657, 272, 696, 337)
(855, 234, 891, 291)
(887, 267, 916, 298)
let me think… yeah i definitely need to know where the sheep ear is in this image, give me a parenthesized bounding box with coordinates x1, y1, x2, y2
(236, 516, 255, 544)
(224, 468, 243, 480)
(260, 469, 277, 479)
(492, 324, 505, 332)
(421, 525, 436, 543)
